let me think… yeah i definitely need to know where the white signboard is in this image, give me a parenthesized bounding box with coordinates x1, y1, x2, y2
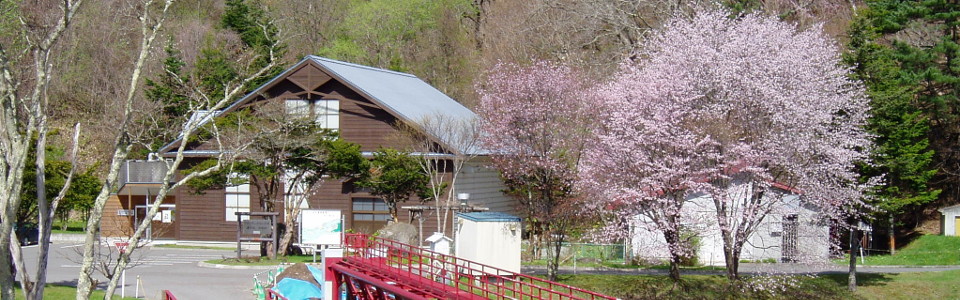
(299, 209, 342, 245)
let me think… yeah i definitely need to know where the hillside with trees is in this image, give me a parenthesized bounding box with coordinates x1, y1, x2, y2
(0, 0, 957, 298)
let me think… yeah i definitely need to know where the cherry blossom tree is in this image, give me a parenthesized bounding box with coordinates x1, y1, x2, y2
(582, 8, 874, 281)
(476, 60, 600, 281)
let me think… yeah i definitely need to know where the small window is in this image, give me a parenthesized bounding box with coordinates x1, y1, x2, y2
(285, 99, 339, 129)
(226, 184, 251, 221)
(315, 100, 340, 130)
(351, 198, 390, 234)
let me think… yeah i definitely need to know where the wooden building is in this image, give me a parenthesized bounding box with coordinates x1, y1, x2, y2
(102, 56, 514, 242)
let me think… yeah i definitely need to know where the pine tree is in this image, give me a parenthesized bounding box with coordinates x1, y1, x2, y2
(845, 5, 941, 253)
(849, 0, 958, 237)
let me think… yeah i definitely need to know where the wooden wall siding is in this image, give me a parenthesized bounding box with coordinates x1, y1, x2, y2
(287, 64, 331, 91)
(182, 66, 407, 154)
(454, 161, 519, 215)
(101, 194, 176, 238)
(160, 60, 475, 242)
(102, 195, 133, 237)
(175, 182, 269, 241)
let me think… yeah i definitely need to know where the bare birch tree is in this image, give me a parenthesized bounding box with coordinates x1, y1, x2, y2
(0, 1, 84, 299)
(397, 113, 481, 237)
(74, 0, 285, 298)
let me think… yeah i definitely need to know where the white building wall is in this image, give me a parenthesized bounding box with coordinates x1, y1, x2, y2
(631, 185, 831, 266)
(940, 206, 960, 236)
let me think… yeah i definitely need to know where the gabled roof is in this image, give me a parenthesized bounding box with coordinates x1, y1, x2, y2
(939, 204, 960, 214)
(158, 56, 482, 156)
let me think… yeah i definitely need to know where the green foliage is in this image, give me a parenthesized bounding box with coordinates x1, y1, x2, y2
(357, 148, 429, 219)
(184, 159, 230, 194)
(220, 0, 285, 89)
(846, 1, 948, 221)
(195, 46, 238, 100)
(145, 41, 191, 118)
(184, 113, 367, 210)
(19, 137, 102, 225)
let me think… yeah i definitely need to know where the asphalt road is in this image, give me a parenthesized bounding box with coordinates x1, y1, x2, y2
(21, 242, 266, 299)
(19, 241, 960, 299)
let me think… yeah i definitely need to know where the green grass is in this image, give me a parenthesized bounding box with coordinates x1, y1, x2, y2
(154, 244, 236, 250)
(820, 270, 960, 300)
(15, 284, 139, 300)
(557, 271, 960, 300)
(839, 235, 960, 266)
(206, 255, 320, 266)
(51, 220, 86, 234)
(557, 274, 857, 300)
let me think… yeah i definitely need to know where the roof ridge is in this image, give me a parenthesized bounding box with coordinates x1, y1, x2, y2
(307, 55, 418, 78)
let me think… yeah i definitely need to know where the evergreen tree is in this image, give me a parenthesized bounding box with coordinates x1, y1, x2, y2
(846, 9, 941, 252)
(849, 0, 957, 228)
(221, 0, 286, 89)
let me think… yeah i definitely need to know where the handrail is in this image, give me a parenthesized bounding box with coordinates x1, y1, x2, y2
(161, 290, 177, 300)
(342, 233, 619, 300)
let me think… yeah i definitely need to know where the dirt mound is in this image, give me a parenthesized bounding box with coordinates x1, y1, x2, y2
(275, 263, 321, 287)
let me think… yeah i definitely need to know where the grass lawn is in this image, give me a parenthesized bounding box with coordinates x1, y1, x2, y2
(206, 255, 320, 266)
(557, 271, 960, 300)
(15, 285, 138, 300)
(839, 235, 960, 265)
(821, 270, 960, 300)
(51, 220, 86, 234)
(557, 274, 855, 299)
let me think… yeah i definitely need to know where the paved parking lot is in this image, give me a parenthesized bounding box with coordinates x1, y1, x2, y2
(21, 242, 267, 299)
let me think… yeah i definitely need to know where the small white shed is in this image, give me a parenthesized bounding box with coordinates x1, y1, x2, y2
(454, 212, 522, 273)
(425, 232, 453, 255)
(939, 204, 960, 236)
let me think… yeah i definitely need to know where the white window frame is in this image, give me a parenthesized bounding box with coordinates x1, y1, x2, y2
(285, 99, 340, 130)
(225, 183, 251, 222)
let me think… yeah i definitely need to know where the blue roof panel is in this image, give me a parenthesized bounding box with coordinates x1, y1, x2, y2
(457, 212, 522, 222)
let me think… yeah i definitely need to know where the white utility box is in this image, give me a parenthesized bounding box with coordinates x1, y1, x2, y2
(454, 212, 522, 273)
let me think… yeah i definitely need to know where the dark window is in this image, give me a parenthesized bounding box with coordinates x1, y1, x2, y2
(352, 198, 390, 234)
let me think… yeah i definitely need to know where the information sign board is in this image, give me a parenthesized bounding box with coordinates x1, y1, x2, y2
(299, 209, 342, 245)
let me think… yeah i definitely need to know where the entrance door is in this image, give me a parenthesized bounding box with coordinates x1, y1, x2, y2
(782, 214, 799, 262)
(134, 205, 177, 240)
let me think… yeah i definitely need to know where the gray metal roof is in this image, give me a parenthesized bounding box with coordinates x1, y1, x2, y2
(308, 56, 483, 155)
(159, 56, 484, 156)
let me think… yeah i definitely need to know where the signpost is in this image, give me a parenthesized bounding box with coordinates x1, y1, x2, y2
(235, 212, 280, 259)
(114, 241, 129, 297)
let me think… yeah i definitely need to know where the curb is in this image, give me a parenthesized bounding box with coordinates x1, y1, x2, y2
(197, 261, 279, 270)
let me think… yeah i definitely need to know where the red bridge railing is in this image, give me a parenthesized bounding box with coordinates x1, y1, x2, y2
(337, 233, 618, 300)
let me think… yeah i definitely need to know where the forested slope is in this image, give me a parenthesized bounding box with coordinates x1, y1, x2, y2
(15, 0, 956, 235)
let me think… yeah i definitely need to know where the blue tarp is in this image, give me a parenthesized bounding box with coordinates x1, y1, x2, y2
(307, 264, 325, 287)
(275, 278, 323, 300)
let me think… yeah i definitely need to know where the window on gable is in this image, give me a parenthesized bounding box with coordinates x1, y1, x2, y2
(285, 99, 339, 130)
